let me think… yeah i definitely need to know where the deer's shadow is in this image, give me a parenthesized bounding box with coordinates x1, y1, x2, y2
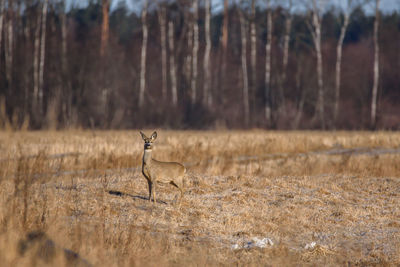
(108, 190, 167, 204)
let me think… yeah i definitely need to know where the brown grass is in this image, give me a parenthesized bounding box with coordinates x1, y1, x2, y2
(0, 130, 399, 266)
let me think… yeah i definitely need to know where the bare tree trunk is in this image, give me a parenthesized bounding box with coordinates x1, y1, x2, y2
(282, 1, 292, 83)
(61, 5, 68, 77)
(334, 1, 351, 125)
(33, 5, 41, 111)
(184, 9, 193, 86)
(310, 0, 325, 129)
(265, 0, 272, 123)
(0, 0, 4, 75)
(280, 0, 292, 110)
(100, 0, 111, 127)
(292, 52, 306, 129)
(138, 0, 148, 108)
(203, 0, 212, 107)
(38, 0, 49, 113)
(221, 0, 229, 55)
(100, 0, 109, 57)
(168, 20, 178, 107)
(5, 0, 13, 85)
(15, 0, 29, 118)
(158, 4, 168, 101)
(60, 1, 71, 125)
(220, 0, 229, 106)
(238, 7, 249, 127)
(250, 0, 257, 115)
(371, 0, 380, 129)
(191, 0, 199, 104)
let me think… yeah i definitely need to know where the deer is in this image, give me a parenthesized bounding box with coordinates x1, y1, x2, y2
(140, 131, 186, 205)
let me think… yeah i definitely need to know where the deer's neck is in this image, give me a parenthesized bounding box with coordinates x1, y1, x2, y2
(143, 149, 153, 165)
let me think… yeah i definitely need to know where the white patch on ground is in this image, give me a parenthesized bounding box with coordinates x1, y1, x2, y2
(231, 237, 274, 250)
(304, 241, 317, 250)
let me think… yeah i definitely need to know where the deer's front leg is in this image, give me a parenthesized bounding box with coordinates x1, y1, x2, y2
(153, 182, 157, 204)
(147, 180, 152, 202)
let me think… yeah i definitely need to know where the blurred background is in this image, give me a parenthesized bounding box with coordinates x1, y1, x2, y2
(0, 0, 399, 130)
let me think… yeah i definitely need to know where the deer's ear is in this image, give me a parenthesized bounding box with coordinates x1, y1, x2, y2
(151, 131, 157, 141)
(140, 131, 147, 140)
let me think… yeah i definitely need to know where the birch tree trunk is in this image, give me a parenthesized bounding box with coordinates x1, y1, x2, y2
(282, 0, 292, 83)
(100, 0, 109, 57)
(202, 0, 212, 107)
(238, 6, 249, 127)
(191, 0, 199, 104)
(138, 0, 148, 108)
(280, 0, 292, 110)
(371, 0, 380, 129)
(168, 21, 178, 107)
(310, 0, 325, 129)
(158, 4, 168, 101)
(333, 1, 351, 124)
(38, 0, 49, 113)
(265, 0, 272, 123)
(250, 0, 257, 113)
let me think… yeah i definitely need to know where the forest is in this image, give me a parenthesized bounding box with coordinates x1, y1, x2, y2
(0, 0, 399, 130)
(1, 2, 400, 265)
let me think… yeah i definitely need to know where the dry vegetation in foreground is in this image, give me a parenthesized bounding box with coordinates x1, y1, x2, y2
(0, 130, 399, 266)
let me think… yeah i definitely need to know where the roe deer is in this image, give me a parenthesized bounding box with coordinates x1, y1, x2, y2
(140, 131, 185, 204)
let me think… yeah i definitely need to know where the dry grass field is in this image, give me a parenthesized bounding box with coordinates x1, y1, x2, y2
(0, 130, 399, 266)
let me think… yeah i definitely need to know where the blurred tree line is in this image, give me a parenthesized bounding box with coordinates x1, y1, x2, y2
(0, 0, 399, 130)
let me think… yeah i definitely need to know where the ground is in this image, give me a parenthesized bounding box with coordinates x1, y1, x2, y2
(0, 130, 399, 266)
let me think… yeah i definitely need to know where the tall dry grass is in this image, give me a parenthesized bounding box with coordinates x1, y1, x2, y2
(0, 130, 399, 266)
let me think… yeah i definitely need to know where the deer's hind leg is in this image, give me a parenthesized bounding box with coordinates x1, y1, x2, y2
(170, 181, 184, 205)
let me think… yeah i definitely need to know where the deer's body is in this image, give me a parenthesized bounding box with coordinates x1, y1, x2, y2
(140, 131, 185, 204)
